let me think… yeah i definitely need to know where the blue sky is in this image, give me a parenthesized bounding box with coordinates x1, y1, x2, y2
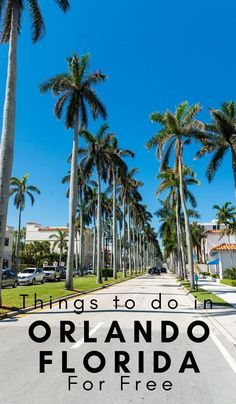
(1, 0, 236, 230)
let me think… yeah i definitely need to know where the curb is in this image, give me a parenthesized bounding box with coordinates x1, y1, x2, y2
(177, 280, 236, 345)
(1, 273, 145, 320)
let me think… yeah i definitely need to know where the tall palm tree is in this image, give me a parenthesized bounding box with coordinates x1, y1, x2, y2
(9, 174, 40, 272)
(156, 165, 199, 279)
(118, 168, 143, 276)
(40, 53, 107, 289)
(108, 137, 134, 279)
(195, 101, 236, 196)
(49, 230, 68, 264)
(146, 101, 203, 288)
(80, 124, 126, 284)
(0, 0, 69, 306)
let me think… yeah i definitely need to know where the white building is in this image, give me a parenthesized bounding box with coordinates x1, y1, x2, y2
(25, 222, 93, 268)
(3, 225, 14, 269)
(209, 244, 236, 279)
(199, 219, 236, 261)
(195, 219, 236, 277)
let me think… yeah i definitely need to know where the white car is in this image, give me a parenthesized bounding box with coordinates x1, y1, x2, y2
(43, 266, 61, 281)
(18, 268, 46, 286)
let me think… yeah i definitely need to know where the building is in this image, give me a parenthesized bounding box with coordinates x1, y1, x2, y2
(3, 225, 14, 269)
(199, 219, 236, 262)
(195, 219, 236, 277)
(25, 222, 93, 268)
(208, 244, 236, 279)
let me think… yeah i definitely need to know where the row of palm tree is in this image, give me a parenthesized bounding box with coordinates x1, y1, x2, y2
(0, 0, 71, 306)
(147, 100, 236, 288)
(62, 124, 161, 287)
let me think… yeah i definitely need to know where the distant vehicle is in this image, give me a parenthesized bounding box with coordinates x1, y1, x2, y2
(87, 269, 94, 275)
(1, 269, 18, 288)
(161, 267, 167, 273)
(18, 268, 45, 286)
(43, 266, 61, 281)
(148, 267, 161, 275)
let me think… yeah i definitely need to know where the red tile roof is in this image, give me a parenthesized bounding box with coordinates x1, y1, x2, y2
(211, 243, 236, 252)
(207, 229, 222, 234)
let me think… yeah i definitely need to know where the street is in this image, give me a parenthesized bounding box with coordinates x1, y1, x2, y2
(0, 273, 236, 404)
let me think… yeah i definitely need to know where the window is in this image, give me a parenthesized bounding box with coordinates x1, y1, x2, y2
(4, 238, 9, 246)
(213, 225, 216, 230)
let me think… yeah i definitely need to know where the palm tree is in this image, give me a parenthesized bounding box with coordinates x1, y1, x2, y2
(190, 223, 208, 263)
(118, 168, 143, 276)
(9, 174, 40, 271)
(108, 137, 134, 279)
(0, 0, 69, 306)
(40, 53, 107, 290)
(49, 230, 68, 264)
(195, 101, 236, 196)
(156, 165, 199, 279)
(80, 124, 126, 284)
(146, 101, 203, 288)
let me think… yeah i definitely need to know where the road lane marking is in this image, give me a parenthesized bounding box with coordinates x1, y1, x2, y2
(71, 322, 104, 350)
(210, 332, 236, 374)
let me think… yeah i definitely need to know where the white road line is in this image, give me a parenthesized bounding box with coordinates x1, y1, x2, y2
(210, 332, 236, 374)
(71, 322, 104, 350)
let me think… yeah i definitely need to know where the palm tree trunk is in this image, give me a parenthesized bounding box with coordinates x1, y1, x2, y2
(75, 230, 78, 270)
(15, 206, 22, 273)
(119, 229, 122, 271)
(0, 3, 19, 306)
(132, 217, 137, 274)
(79, 188, 84, 272)
(231, 147, 236, 198)
(59, 246, 62, 266)
(178, 152, 194, 289)
(136, 227, 139, 273)
(175, 196, 184, 278)
(112, 169, 117, 279)
(92, 211, 96, 274)
(127, 201, 132, 275)
(66, 114, 79, 289)
(122, 197, 126, 278)
(96, 169, 102, 284)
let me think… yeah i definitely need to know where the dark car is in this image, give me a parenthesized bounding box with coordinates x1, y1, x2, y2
(1, 269, 18, 288)
(161, 267, 167, 273)
(59, 267, 66, 280)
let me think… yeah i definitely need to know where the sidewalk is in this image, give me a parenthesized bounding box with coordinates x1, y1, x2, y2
(199, 279, 236, 308)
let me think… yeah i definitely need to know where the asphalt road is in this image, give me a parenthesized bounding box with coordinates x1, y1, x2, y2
(0, 273, 236, 404)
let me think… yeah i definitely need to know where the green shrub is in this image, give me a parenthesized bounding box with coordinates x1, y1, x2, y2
(201, 271, 211, 276)
(102, 268, 113, 278)
(223, 268, 236, 280)
(220, 279, 236, 287)
(211, 274, 220, 279)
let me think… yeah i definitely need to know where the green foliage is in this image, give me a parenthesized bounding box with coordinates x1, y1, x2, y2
(220, 279, 236, 287)
(223, 268, 236, 280)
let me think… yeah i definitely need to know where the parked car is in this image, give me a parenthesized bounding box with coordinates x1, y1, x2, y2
(43, 266, 61, 281)
(18, 268, 46, 286)
(58, 267, 66, 280)
(1, 269, 18, 288)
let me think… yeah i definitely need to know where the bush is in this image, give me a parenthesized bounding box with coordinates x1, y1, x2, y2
(102, 268, 113, 278)
(220, 279, 236, 287)
(223, 268, 236, 280)
(201, 271, 211, 276)
(211, 274, 220, 279)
